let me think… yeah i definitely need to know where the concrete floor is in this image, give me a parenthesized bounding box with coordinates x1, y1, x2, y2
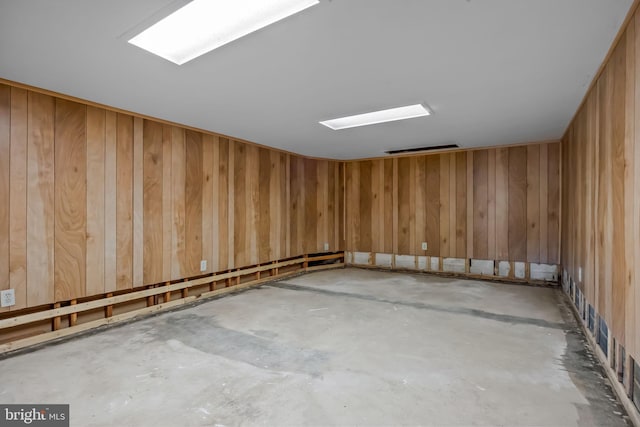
(0, 268, 631, 426)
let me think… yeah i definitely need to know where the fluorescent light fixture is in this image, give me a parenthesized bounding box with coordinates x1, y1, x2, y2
(319, 104, 431, 130)
(129, 0, 319, 65)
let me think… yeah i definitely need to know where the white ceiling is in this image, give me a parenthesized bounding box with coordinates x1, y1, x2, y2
(0, 0, 633, 159)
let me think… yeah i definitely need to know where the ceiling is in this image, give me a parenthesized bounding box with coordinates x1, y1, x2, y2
(0, 0, 633, 159)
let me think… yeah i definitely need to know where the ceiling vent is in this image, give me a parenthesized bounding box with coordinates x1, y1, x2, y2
(384, 144, 459, 155)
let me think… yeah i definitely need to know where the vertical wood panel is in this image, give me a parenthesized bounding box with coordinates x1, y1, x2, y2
(359, 161, 372, 252)
(234, 143, 247, 266)
(466, 151, 474, 259)
(142, 120, 163, 284)
(397, 157, 411, 254)
(161, 125, 173, 280)
(473, 150, 488, 259)
(0, 85, 9, 308)
(526, 144, 541, 263)
(259, 148, 272, 262)
(116, 114, 133, 290)
(414, 157, 426, 254)
(270, 151, 283, 258)
(217, 138, 229, 270)
(185, 130, 203, 275)
(425, 155, 440, 256)
(345, 162, 359, 251)
(170, 126, 185, 280)
(247, 145, 259, 264)
(495, 148, 509, 261)
(132, 117, 144, 287)
(624, 14, 636, 355)
(86, 106, 106, 296)
(104, 111, 117, 292)
(439, 154, 450, 257)
(539, 144, 549, 263)
(27, 92, 55, 306)
(611, 39, 627, 340)
(303, 159, 317, 254)
(210, 137, 220, 271)
(227, 140, 235, 269)
(383, 159, 393, 253)
(508, 147, 527, 262)
(487, 149, 496, 260)
(455, 152, 467, 259)
(54, 99, 86, 301)
(547, 143, 560, 264)
(9, 87, 28, 309)
(201, 135, 214, 273)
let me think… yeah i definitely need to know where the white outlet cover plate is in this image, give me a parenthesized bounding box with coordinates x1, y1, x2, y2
(200, 260, 207, 272)
(1, 289, 15, 307)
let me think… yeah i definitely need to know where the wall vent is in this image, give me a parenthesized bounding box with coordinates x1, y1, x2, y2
(385, 144, 459, 155)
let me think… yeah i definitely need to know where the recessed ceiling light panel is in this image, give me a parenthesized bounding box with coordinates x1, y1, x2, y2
(319, 104, 431, 130)
(129, 0, 320, 65)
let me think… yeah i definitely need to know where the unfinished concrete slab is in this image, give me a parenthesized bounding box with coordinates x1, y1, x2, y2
(0, 269, 630, 426)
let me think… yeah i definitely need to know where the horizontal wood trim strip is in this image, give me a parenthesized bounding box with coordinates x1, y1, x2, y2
(0, 256, 317, 329)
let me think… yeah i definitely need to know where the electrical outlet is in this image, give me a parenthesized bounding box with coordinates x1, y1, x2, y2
(1, 289, 15, 307)
(324, 242, 329, 251)
(200, 260, 207, 272)
(421, 242, 428, 251)
(579, 267, 582, 282)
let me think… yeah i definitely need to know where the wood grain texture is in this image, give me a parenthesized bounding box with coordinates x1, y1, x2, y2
(1, 82, 343, 316)
(304, 159, 318, 254)
(455, 152, 467, 259)
(9, 87, 28, 309)
(185, 130, 203, 275)
(171, 127, 185, 279)
(258, 148, 272, 263)
(526, 144, 540, 263)
(217, 138, 229, 270)
(0, 85, 9, 309)
(132, 117, 144, 287)
(508, 147, 527, 262)
(104, 111, 117, 293)
(439, 154, 451, 257)
(342, 144, 559, 264)
(201, 134, 214, 273)
(116, 114, 133, 290)
(561, 5, 640, 362)
(86, 106, 106, 296)
(142, 120, 163, 285)
(233, 143, 247, 266)
(27, 92, 55, 306)
(473, 150, 488, 259)
(495, 148, 509, 261)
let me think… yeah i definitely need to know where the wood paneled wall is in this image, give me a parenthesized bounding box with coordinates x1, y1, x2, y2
(562, 6, 640, 361)
(345, 143, 561, 263)
(0, 82, 343, 311)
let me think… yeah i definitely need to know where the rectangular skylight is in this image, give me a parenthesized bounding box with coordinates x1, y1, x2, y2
(129, 0, 319, 65)
(319, 104, 431, 130)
